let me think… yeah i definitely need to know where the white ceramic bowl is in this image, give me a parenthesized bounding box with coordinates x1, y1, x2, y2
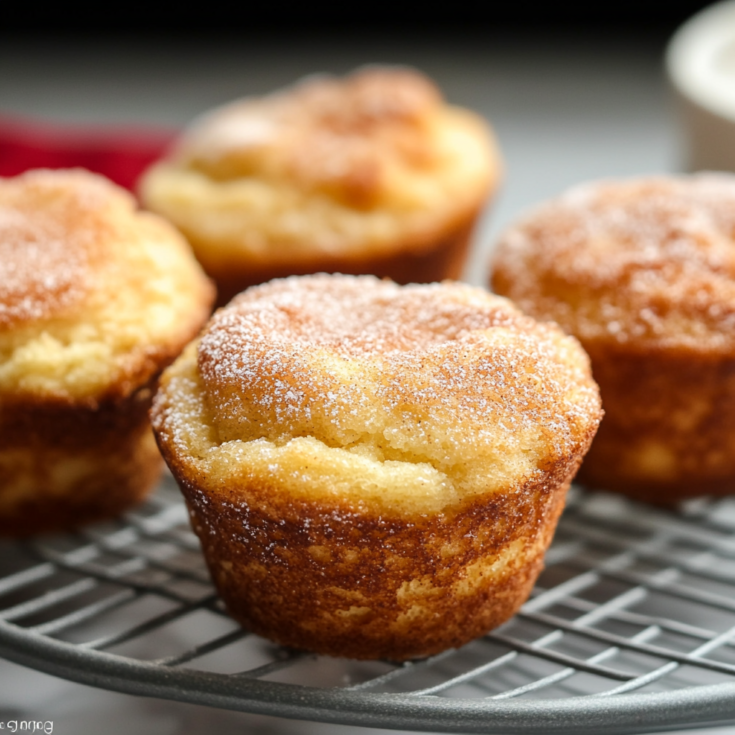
(667, 0, 735, 172)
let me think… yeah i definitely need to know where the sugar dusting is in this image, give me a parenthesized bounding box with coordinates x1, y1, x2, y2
(195, 275, 601, 471)
(0, 170, 121, 329)
(493, 174, 735, 348)
(178, 68, 441, 205)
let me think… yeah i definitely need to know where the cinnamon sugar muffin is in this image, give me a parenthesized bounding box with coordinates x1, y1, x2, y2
(492, 174, 735, 502)
(139, 68, 501, 305)
(152, 274, 601, 660)
(0, 169, 214, 535)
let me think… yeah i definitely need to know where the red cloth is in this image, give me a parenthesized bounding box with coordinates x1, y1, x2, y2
(0, 116, 176, 192)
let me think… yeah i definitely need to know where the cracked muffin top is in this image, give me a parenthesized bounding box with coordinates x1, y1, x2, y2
(152, 275, 601, 516)
(492, 174, 735, 354)
(0, 169, 214, 404)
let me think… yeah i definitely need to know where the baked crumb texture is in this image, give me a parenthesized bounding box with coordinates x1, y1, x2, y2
(140, 68, 501, 305)
(0, 169, 215, 535)
(492, 174, 735, 502)
(152, 275, 601, 660)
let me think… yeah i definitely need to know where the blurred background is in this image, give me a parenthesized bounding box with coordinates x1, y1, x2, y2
(1, 0, 714, 290)
(1, 2, 732, 733)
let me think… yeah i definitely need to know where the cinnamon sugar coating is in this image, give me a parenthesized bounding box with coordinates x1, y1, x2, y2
(140, 68, 501, 303)
(152, 275, 601, 659)
(0, 170, 100, 329)
(492, 174, 735, 500)
(178, 69, 443, 206)
(0, 169, 215, 535)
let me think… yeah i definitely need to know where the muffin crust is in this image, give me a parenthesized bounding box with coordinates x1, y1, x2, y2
(0, 385, 160, 536)
(153, 275, 601, 659)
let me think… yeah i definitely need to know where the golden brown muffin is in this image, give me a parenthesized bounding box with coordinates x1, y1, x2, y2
(491, 174, 735, 503)
(152, 274, 601, 660)
(0, 169, 215, 535)
(139, 68, 501, 305)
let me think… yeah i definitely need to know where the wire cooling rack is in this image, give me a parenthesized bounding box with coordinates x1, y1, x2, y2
(4, 478, 735, 734)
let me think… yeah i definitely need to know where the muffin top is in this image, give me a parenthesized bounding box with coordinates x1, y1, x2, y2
(153, 275, 601, 515)
(492, 175, 735, 353)
(139, 68, 500, 267)
(0, 169, 214, 404)
(173, 68, 445, 207)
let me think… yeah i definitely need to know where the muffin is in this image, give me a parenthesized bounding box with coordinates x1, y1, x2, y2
(139, 67, 501, 305)
(492, 174, 735, 502)
(0, 169, 214, 535)
(152, 274, 601, 660)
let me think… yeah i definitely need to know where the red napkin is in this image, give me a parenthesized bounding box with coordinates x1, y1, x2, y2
(0, 115, 176, 192)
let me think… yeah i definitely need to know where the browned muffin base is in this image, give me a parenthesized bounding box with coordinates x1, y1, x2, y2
(206, 209, 479, 307)
(166, 447, 582, 661)
(576, 344, 735, 503)
(0, 384, 162, 536)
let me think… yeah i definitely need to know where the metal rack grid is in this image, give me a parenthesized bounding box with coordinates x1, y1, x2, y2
(4, 477, 735, 734)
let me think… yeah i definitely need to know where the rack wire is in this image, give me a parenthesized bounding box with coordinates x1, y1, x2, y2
(3, 477, 735, 734)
